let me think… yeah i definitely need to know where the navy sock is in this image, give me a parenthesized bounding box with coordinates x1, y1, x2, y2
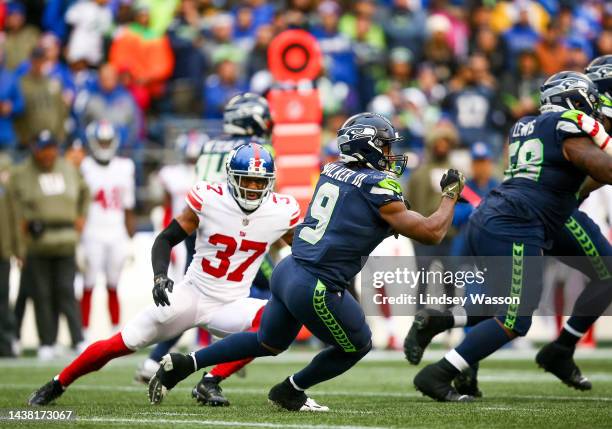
(193, 332, 274, 370)
(555, 317, 596, 348)
(454, 318, 514, 367)
(293, 344, 371, 389)
(149, 335, 181, 362)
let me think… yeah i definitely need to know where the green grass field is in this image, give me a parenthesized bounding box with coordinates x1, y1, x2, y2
(1, 350, 611, 428)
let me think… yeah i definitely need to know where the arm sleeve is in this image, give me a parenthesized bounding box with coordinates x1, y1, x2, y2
(151, 219, 189, 276)
(364, 176, 405, 208)
(556, 110, 590, 141)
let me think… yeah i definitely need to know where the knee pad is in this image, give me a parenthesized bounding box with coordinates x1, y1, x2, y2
(496, 315, 532, 336)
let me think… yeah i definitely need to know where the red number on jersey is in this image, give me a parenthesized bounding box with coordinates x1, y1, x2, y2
(201, 234, 267, 282)
(206, 183, 223, 195)
(94, 188, 122, 210)
(201, 234, 237, 278)
(94, 189, 108, 209)
(227, 239, 267, 282)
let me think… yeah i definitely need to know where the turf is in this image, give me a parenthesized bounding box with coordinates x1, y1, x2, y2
(1, 351, 611, 428)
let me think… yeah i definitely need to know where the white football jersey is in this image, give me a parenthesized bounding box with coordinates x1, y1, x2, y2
(185, 181, 300, 302)
(81, 156, 135, 240)
(158, 163, 197, 217)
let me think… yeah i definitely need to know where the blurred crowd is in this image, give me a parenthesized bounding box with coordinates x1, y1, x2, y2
(0, 0, 607, 165)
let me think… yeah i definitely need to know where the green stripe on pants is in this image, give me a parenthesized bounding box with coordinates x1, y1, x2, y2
(313, 281, 356, 352)
(565, 216, 611, 280)
(504, 243, 524, 331)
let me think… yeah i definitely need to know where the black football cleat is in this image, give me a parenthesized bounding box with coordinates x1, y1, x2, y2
(192, 373, 230, 406)
(536, 342, 592, 391)
(414, 362, 474, 402)
(28, 379, 64, 406)
(268, 378, 329, 412)
(453, 363, 483, 398)
(148, 353, 195, 405)
(404, 309, 451, 365)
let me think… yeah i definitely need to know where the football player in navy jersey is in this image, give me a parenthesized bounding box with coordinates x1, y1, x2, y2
(147, 112, 465, 411)
(404, 71, 612, 402)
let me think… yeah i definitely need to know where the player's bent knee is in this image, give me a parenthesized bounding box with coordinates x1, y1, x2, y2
(260, 341, 285, 356)
(495, 315, 531, 337)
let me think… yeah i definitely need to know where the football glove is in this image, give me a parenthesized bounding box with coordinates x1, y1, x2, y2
(440, 169, 465, 200)
(152, 274, 174, 307)
(574, 113, 612, 154)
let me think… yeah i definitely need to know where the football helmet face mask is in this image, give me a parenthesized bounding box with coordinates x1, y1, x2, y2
(223, 92, 273, 138)
(540, 71, 600, 116)
(336, 112, 407, 176)
(226, 142, 276, 211)
(585, 55, 612, 119)
(86, 120, 119, 164)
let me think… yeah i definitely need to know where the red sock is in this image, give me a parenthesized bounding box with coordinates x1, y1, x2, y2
(210, 306, 264, 379)
(57, 333, 133, 388)
(107, 288, 120, 326)
(81, 288, 93, 328)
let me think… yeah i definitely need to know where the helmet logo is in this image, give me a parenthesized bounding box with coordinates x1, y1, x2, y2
(249, 157, 267, 174)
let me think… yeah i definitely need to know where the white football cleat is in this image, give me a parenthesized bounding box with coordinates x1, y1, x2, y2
(299, 397, 330, 412)
(135, 358, 161, 384)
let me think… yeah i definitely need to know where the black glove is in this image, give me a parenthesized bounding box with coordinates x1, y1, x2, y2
(440, 169, 465, 200)
(152, 274, 174, 307)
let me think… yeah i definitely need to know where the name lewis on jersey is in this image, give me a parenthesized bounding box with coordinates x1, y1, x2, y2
(322, 163, 368, 187)
(512, 120, 535, 137)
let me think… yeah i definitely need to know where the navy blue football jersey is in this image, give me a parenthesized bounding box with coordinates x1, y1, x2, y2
(196, 135, 269, 182)
(292, 162, 404, 291)
(471, 110, 589, 247)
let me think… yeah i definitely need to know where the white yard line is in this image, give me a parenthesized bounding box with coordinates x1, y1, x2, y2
(76, 416, 390, 429)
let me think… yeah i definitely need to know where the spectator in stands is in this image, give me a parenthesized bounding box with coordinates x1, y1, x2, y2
(0, 154, 20, 357)
(0, 43, 24, 154)
(109, 3, 174, 101)
(381, 0, 426, 59)
(311, 1, 358, 88)
(500, 49, 544, 122)
(166, 0, 207, 115)
(15, 48, 68, 153)
(4, 2, 40, 71)
(15, 33, 75, 106)
(535, 21, 569, 76)
(75, 63, 140, 152)
(10, 130, 88, 360)
(502, 3, 541, 70)
(471, 26, 507, 78)
(377, 47, 413, 94)
(203, 56, 248, 119)
(442, 53, 504, 151)
(246, 24, 274, 78)
(247, 0, 275, 29)
(65, 0, 112, 67)
(201, 13, 243, 68)
(233, 5, 257, 52)
(595, 30, 612, 57)
(423, 14, 456, 83)
(565, 38, 591, 71)
(139, 0, 180, 36)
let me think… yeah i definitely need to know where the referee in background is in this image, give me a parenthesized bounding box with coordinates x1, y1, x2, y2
(10, 131, 89, 360)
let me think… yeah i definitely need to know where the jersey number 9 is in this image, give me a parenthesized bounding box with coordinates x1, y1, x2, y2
(299, 182, 340, 245)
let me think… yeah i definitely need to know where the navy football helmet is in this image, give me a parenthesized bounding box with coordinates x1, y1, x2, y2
(223, 92, 272, 138)
(336, 112, 407, 175)
(585, 55, 612, 118)
(86, 120, 119, 164)
(226, 142, 275, 211)
(540, 71, 600, 116)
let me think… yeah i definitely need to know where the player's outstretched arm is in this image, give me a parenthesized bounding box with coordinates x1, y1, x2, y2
(150, 206, 199, 306)
(380, 169, 464, 245)
(563, 136, 612, 184)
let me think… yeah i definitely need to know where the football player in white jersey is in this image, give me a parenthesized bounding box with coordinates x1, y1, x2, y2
(80, 121, 136, 339)
(28, 142, 300, 406)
